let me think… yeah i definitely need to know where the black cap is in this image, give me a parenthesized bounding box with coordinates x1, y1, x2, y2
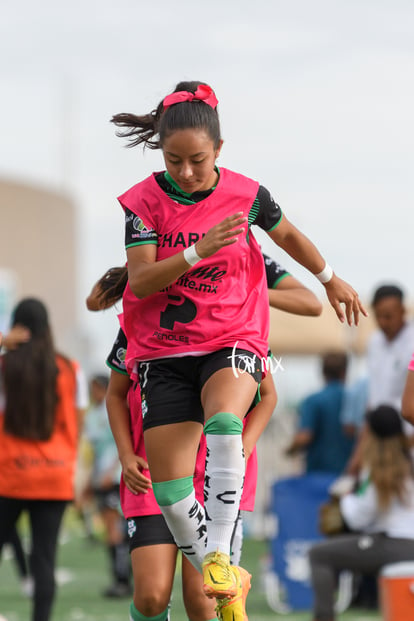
(366, 405, 403, 438)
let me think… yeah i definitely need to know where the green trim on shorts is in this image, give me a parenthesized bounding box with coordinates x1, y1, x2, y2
(252, 383, 261, 408)
(204, 412, 243, 435)
(152, 476, 194, 507)
(130, 601, 169, 621)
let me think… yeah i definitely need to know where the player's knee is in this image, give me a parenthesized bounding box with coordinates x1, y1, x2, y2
(133, 590, 170, 617)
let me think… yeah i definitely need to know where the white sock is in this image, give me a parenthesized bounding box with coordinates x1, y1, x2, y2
(159, 490, 206, 573)
(204, 433, 245, 556)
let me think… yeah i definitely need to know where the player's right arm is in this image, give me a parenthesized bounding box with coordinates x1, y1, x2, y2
(106, 370, 152, 495)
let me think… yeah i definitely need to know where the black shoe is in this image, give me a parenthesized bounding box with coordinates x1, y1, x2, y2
(102, 583, 132, 598)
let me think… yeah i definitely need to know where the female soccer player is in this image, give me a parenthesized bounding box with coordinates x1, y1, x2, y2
(111, 80, 365, 621)
(87, 255, 321, 621)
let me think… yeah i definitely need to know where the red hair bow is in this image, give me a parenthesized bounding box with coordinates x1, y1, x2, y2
(163, 84, 218, 110)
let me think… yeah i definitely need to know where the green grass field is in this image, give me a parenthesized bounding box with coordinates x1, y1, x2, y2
(0, 509, 381, 621)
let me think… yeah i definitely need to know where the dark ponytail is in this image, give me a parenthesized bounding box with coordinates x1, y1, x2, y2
(94, 266, 128, 309)
(111, 80, 221, 150)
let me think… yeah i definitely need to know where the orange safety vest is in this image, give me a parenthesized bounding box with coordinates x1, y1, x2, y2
(0, 355, 79, 500)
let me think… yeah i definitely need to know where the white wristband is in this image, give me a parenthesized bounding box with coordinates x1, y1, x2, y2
(315, 262, 334, 284)
(183, 245, 202, 266)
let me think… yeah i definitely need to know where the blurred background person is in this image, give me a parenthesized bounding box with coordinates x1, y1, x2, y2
(286, 351, 354, 475)
(82, 373, 131, 598)
(340, 283, 414, 608)
(0, 297, 87, 621)
(0, 325, 33, 596)
(346, 284, 414, 474)
(309, 405, 414, 621)
(366, 285, 414, 413)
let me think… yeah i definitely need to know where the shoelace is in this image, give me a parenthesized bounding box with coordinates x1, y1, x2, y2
(205, 553, 233, 579)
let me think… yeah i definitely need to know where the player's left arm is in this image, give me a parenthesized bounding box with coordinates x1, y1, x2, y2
(267, 215, 367, 325)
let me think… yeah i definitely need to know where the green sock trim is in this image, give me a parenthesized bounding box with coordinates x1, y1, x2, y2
(152, 476, 194, 507)
(204, 412, 243, 435)
(130, 601, 168, 621)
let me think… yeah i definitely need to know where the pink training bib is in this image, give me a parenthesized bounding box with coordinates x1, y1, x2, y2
(120, 168, 269, 369)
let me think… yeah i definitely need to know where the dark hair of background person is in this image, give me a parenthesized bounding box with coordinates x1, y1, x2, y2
(3, 298, 71, 441)
(364, 405, 413, 510)
(321, 351, 348, 382)
(371, 284, 404, 307)
(111, 80, 221, 150)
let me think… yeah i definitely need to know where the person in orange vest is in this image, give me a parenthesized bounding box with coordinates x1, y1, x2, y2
(0, 298, 88, 621)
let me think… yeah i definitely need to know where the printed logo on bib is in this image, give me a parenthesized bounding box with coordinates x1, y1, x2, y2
(161, 265, 226, 297)
(160, 295, 197, 330)
(150, 294, 197, 340)
(160, 231, 202, 249)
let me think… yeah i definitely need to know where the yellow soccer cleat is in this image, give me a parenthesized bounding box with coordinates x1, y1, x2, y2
(215, 566, 251, 621)
(202, 551, 237, 599)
